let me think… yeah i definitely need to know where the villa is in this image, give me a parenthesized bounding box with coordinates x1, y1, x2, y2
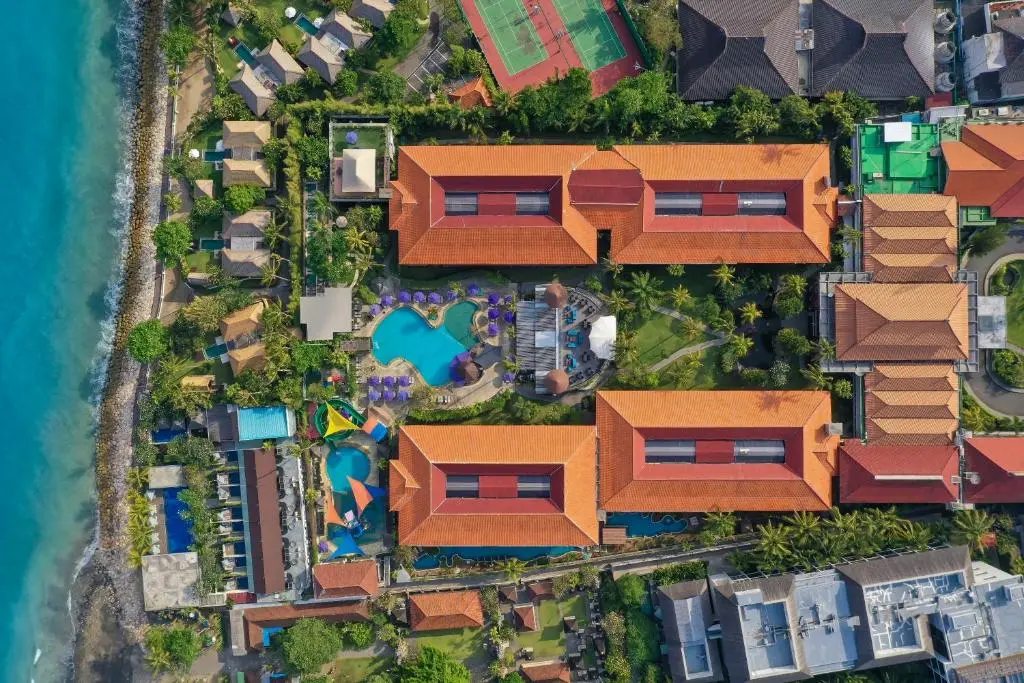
(943, 124, 1024, 218)
(223, 210, 271, 250)
(676, 0, 935, 101)
(319, 9, 372, 50)
(258, 39, 303, 86)
(222, 121, 273, 189)
(661, 546, 1024, 683)
(229, 40, 303, 115)
(350, 0, 393, 28)
(389, 144, 837, 265)
(520, 660, 571, 683)
(596, 390, 840, 512)
(220, 301, 265, 343)
(298, 35, 344, 84)
(312, 559, 380, 600)
(230, 66, 274, 117)
(449, 77, 492, 109)
(222, 248, 272, 279)
(231, 600, 369, 654)
(389, 425, 599, 547)
(407, 590, 485, 631)
(228, 342, 268, 375)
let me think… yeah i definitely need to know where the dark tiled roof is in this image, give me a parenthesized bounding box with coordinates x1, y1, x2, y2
(811, 0, 934, 99)
(676, 0, 799, 100)
(244, 448, 286, 595)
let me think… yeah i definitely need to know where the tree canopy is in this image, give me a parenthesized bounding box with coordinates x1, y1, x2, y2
(127, 319, 169, 363)
(281, 618, 343, 675)
(161, 25, 196, 70)
(397, 646, 471, 683)
(223, 184, 266, 215)
(153, 219, 193, 266)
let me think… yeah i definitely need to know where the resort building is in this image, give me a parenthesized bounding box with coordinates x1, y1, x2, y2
(861, 194, 958, 282)
(389, 144, 837, 266)
(298, 34, 344, 84)
(676, 0, 935, 101)
(319, 9, 372, 51)
(520, 660, 572, 683)
(660, 546, 1024, 683)
(229, 65, 273, 116)
(595, 390, 841, 512)
(389, 425, 600, 547)
(221, 248, 272, 279)
(312, 559, 380, 600)
(943, 124, 1024, 218)
(229, 40, 303, 115)
(223, 211, 271, 251)
(258, 39, 303, 86)
(220, 301, 265, 342)
(299, 286, 353, 341)
(228, 342, 267, 375)
(328, 119, 394, 201)
(350, 0, 393, 28)
(230, 600, 369, 655)
(407, 590, 485, 631)
(222, 121, 273, 189)
(838, 442, 960, 504)
(963, 436, 1024, 504)
(449, 77, 492, 109)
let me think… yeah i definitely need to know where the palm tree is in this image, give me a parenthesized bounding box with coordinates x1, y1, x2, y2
(816, 338, 837, 362)
(667, 264, 685, 277)
(711, 263, 735, 288)
(739, 302, 762, 326)
(1011, 416, 1024, 435)
(601, 257, 623, 279)
(668, 285, 692, 312)
(626, 271, 664, 315)
(788, 511, 821, 543)
(145, 645, 172, 673)
(499, 558, 527, 583)
(953, 509, 994, 554)
(345, 225, 372, 254)
(603, 290, 634, 317)
(259, 257, 282, 287)
(263, 213, 286, 250)
(779, 274, 807, 298)
(613, 330, 640, 367)
(127, 467, 149, 490)
(800, 364, 832, 390)
(681, 315, 705, 339)
(896, 521, 933, 552)
(755, 521, 794, 571)
(312, 191, 336, 221)
(728, 334, 754, 359)
(704, 510, 738, 540)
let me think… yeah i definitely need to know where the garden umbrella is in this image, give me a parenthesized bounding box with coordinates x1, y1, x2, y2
(413, 291, 426, 303)
(502, 372, 515, 383)
(487, 292, 500, 305)
(369, 304, 381, 316)
(398, 291, 411, 303)
(383, 376, 396, 387)
(504, 295, 514, 304)
(488, 322, 499, 336)
(382, 294, 394, 307)
(368, 390, 381, 401)
(346, 131, 358, 144)
(318, 541, 329, 553)
(397, 390, 410, 401)
(488, 307, 500, 320)
(398, 375, 411, 386)
(428, 292, 442, 304)
(589, 316, 617, 360)
(383, 390, 396, 400)
(446, 289, 458, 301)
(504, 310, 516, 323)
(369, 376, 381, 386)
(467, 284, 481, 296)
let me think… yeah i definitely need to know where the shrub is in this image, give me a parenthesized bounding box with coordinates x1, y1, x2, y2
(127, 319, 169, 363)
(993, 349, 1024, 388)
(774, 293, 804, 319)
(152, 219, 192, 265)
(616, 574, 646, 610)
(223, 184, 266, 215)
(189, 196, 223, 231)
(769, 359, 791, 388)
(832, 378, 853, 400)
(625, 610, 659, 667)
(338, 621, 375, 649)
(134, 440, 159, 467)
(776, 328, 812, 357)
(365, 69, 407, 105)
(650, 561, 707, 585)
(281, 618, 343, 674)
(741, 367, 769, 387)
(332, 69, 359, 98)
(161, 25, 196, 70)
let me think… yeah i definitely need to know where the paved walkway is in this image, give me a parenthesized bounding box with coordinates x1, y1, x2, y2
(648, 306, 728, 372)
(963, 225, 1024, 416)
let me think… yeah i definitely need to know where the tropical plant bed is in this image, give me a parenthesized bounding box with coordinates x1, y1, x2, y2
(993, 349, 1024, 388)
(216, 0, 323, 77)
(994, 260, 1024, 348)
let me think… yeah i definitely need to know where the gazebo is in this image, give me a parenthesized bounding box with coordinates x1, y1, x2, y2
(543, 369, 570, 395)
(543, 283, 568, 308)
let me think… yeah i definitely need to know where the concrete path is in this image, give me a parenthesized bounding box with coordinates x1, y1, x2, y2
(963, 225, 1024, 416)
(648, 306, 728, 372)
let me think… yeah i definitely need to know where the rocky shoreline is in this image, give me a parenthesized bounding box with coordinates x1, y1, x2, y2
(69, 0, 168, 679)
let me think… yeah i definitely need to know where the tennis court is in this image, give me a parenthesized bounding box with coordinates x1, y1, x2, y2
(551, 0, 625, 71)
(477, 0, 548, 75)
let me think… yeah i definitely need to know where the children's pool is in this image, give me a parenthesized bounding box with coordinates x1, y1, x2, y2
(372, 302, 478, 386)
(413, 546, 577, 570)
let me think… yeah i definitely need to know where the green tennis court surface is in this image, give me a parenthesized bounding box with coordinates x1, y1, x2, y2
(551, 0, 625, 70)
(478, 0, 547, 75)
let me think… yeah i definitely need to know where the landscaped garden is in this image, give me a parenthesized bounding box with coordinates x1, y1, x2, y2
(407, 626, 489, 670)
(990, 260, 1024, 348)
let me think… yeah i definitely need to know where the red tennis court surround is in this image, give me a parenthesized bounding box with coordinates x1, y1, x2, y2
(460, 0, 644, 95)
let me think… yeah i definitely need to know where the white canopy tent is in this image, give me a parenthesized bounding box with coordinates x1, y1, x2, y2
(589, 315, 616, 360)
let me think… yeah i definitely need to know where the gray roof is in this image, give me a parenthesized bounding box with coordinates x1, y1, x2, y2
(677, 0, 800, 100)
(200, 404, 238, 445)
(810, 0, 935, 99)
(230, 65, 273, 116)
(222, 249, 271, 277)
(141, 552, 227, 611)
(350, 0, 393, 28)
(300, 287, 353, 340)
(658, 581, 724, 682)
(320, 9, 372, 50)
(995, 18, 1024, 97)
(298, 35, 343, 84)
(223, 210, 271, 240)
(258, 40, 304, 86)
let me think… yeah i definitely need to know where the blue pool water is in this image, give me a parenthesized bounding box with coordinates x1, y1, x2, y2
(605, 512, 688, 537)
(163, 488, 196, 553)
(326, 447, 371, 496)
(234, 42, 257, 67)
(236, 405, 294, 441)
(296, 14, 318, 35)
(203, 150, 227, 162)
(204, 341, 229, 359)
(372, 303, 478, 386)
(413, 546, 577, 569)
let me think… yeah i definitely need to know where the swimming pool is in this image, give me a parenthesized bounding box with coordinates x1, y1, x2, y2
(372, 302, 478, 386)
(203, 150, 227, 162)
(204, 342, 229, 360)
(325, 447, 371, 497)
(199, 238, 225, 251)
(163, 487, 195, 553)
(413, 546, 577, 569)
(295, 14, 318, 35)
(605, 512, 688, 537)
(236, 405, 295, 441)
(234, 42, 257, 67)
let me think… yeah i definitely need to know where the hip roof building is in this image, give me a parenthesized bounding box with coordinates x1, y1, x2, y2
(943, 124, 1024, 217)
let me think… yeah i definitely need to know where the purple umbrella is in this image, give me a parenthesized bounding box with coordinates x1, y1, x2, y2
(502, 372, 516, 383)
(382, 294, 394, 307)
(368, 390, 381, 401)
(398, 376, 411, 387)
(368, 376, 381, 386)
(488, 322, 499, 336)
(413, 291, 426, 304)
(488, 307, 500, 320)
(487, 292, 500, 305)
(383, 390, 396, 401)
(346, 131, 358, 144)
(397, 390, 410, 401)
(457, 351, 472, 363)
(383, 376, 396, 387)
(446, 289, 458, 301)
(318, 541, 329, 552)
(504, 310, 516, 323)
(398, 291, 411, 304)
(504, 295, 514, 304)
(369, 304, 382, 316)
(428, 292, 442, 305)
(467, 284, 481, 296)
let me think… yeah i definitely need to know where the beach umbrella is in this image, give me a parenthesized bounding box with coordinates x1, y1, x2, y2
(488, 292, 500, 305)
(397, 390, 410, 401)
(488, 322, 499, 336)
(368, 390, 381, 401)
(346, 131, 359, 145)
(589, 316, 618, 361)
(467, 284, 481, 296)
(347, 476, 374, 516)
(318, 541, 329, 553)
(382, 294, 394, 307)
(504, 310, 516, 323)
(446, 289, 458, 301)
(383, 375, 396, 387)
(428, 292, 442, 304)
(454, 379, 464, 387)
(504, 294, 514, 304)
(369, 375, 381, 386)
(383, 390, 396, 401)
(413, 291, 426, 303)
(398, 375, 411, 387)
(488, 307, 500, 320)
(398, 291, 411, 303)
(284, 6, 297, 18)
(369, 304, 381, 316)
(502, 372, 516, 383)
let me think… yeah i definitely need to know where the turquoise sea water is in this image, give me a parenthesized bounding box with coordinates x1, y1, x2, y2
(371, 303, 477, 385)
(0, 0, 128, 680)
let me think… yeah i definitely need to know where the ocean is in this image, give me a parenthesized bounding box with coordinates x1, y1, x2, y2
(0, 0, 133, 679)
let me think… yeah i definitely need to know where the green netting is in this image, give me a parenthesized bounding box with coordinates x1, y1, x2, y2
(858, 123, 941, 195)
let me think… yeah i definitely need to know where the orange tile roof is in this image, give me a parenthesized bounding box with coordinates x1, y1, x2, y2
(839, 442, 960, 503)
(521, 660, 572, 682)
(449, 76, 492, 109)
(964, 436, 1024, 503)
(514, 603, 538, 631)
(834, 284, 968, 361)
(408, 590, 484, 631)
(312, 560, 380, 600)
(243, 601, 370, 651)
(596, 390, 838, 512)
(863, 362, 959, 445)
(389, 426, 599, 547)
(390, 144, 836, 266)
(943, 125, 1024, 216)
(862, 195, 957, 283)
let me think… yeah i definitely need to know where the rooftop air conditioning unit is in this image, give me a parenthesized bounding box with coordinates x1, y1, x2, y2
(999, 106, 1012, 116)
(976, 108, 991, 117)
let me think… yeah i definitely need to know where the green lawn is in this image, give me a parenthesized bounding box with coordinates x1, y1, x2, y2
(331, 656, 393, 682)
(408, 627, 488, 665)
(185, 250, 215, 272)
(516, 600, 566, 658)
(216, 0, 323, 77)
(332, 125, 388, 157)
(633, 312, 706, 366)
(560, 594, 590, 628)
(1000, 261, 1024, 347)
